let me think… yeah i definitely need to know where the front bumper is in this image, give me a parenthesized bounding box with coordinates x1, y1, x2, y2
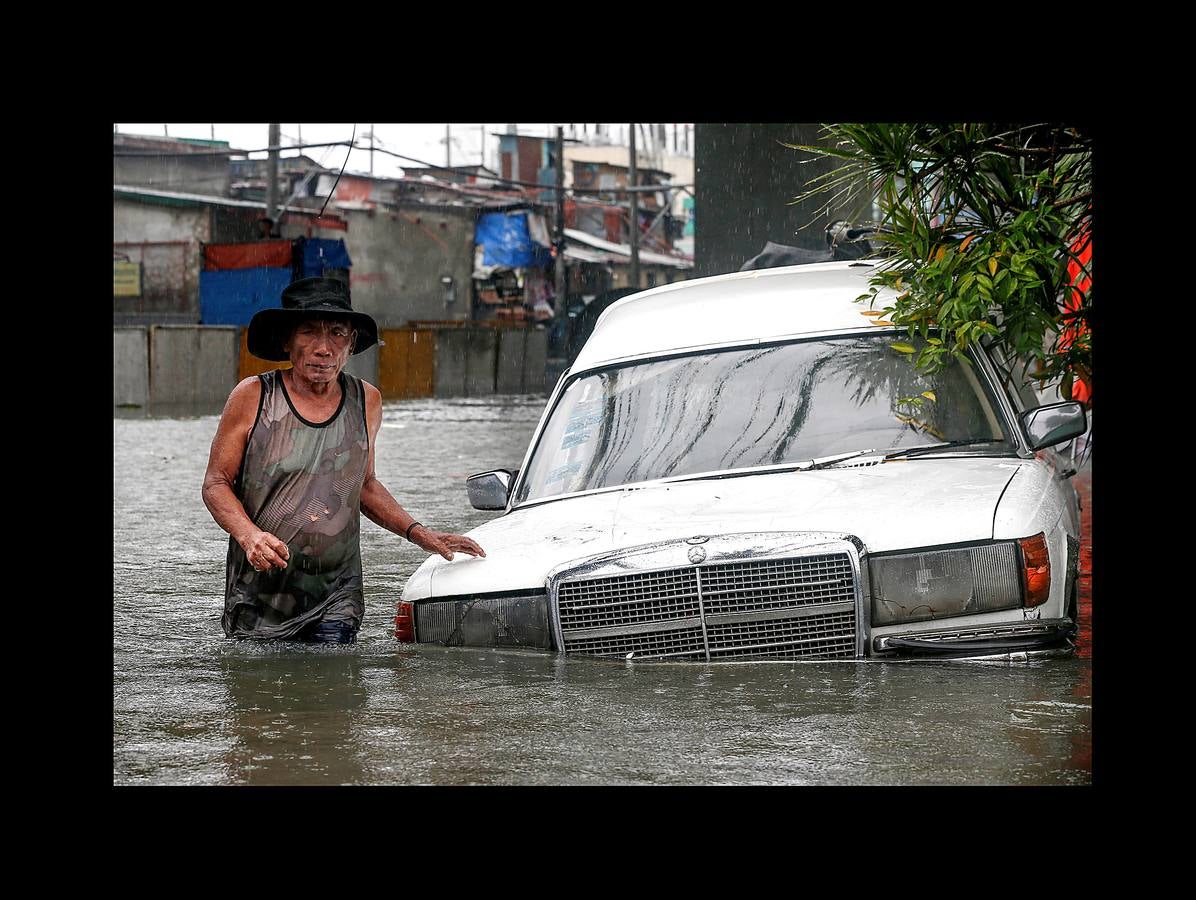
(401, 534, 1076, 662)
(872, 619, 1076, 658)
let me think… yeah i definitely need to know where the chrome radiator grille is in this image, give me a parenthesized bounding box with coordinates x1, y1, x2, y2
(706, 610, 857, 659)
(555, 552, 858, 661)
(565, 627, 707, 661)
(558, 569, 700, 631)
(700, 555, 856, 615)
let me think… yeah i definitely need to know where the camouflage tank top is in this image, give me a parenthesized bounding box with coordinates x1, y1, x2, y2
(222, 369, 370, 640)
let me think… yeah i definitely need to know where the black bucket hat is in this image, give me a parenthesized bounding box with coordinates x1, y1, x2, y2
(247, 276, 378, 361)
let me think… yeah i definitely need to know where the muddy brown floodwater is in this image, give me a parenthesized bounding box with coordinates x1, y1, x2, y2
(114, 396, 1092, 785)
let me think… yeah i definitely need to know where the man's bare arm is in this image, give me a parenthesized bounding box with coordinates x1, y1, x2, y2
(358, 382, 485, 561)
(201, 377, 290, 571)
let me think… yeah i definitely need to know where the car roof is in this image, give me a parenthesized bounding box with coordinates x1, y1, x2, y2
(571, 260, 901, 372)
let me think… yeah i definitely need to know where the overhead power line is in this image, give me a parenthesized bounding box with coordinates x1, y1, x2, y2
(115, 139, 693, 198)
(319, 125, 357, 218)
(113, 141, 353, 158)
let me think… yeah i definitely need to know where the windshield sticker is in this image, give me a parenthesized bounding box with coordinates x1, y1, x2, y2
(546, 461, 583, 484)
(560, 430, 592, 449)
(565, 407, 605, 433)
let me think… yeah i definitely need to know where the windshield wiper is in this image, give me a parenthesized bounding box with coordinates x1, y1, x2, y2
(665, 450, 887, 483)
(664, 463, 808, 484)
(655, 442, 998, 487)
(799, 449, 883, 470)
(884, 439, 1006, 460)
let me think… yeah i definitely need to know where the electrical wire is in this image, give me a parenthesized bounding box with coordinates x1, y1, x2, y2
(344, 141, 692, 195)
(319, 124, 356, 218)
(277, 143, 338, 217)
(113, 140, 352, 158)
(115, 137, 692, 197)
(115, 128, 694, 239)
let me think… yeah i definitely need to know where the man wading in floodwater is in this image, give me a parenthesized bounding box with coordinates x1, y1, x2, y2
(202, 276, 485, 643)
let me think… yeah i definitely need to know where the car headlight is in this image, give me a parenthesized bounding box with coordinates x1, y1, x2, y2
(869, 541, 1027, 627)
(412, 590, 552, 649)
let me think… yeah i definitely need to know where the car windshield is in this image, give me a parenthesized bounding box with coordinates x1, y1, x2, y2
(515, 334, 1013, 505)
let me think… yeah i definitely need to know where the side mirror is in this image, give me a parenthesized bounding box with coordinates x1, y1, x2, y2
(467, 469, 517, 510)
(1020, 401, 1087, 451)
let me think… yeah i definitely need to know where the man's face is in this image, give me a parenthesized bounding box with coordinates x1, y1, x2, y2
(285, 318, 356, 383)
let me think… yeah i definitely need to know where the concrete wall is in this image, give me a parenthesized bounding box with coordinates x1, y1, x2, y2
(113, 150, 231, 197)
(522, 329, 548, 393)
(464, 330, 497, 396)
(433, 329, 470, 397)
(339, 205, 476, 329)
(113, 197, 212, 245)
(149, 326, 239, 406)
(343, 344, 379, 386)
(114, 199, 279, 327)
(496, 329, 524, 393)
(114, 199, 211, 323)
(115, 323, 548, 411)
(114, 328, 149, 406)
(496, 328, 550, 393)
(433, 328, 504, 397)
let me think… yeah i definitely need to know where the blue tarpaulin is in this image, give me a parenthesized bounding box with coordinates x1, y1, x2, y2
(200, 266, 293, 326)
(475, 211, 552, 268)
(301, 238, 352, 276)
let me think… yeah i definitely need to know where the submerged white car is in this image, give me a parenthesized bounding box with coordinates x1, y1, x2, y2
(396, 261, 1087, 661)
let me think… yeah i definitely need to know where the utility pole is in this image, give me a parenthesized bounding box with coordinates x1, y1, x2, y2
(507, 123, 517, 181)
(629, 123, 639, 290)
(370, 123, 375, 176)
(267, 123, 280, 227)
(554, 126, 566, 309)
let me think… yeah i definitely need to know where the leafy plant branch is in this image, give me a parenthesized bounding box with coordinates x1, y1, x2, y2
(786, 124, 1092, 405)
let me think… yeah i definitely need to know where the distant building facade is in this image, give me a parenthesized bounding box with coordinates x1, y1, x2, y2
(115, 127, 694, 330)
(113, 186, 345, 325)
(113, 133, 236, 196)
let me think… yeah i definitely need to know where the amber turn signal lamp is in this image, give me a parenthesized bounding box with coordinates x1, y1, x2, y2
(395, 600, 415, 642)
(1019, 533, 1051, 608)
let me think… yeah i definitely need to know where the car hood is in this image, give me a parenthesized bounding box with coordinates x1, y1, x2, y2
(407, 458, 1028, 600)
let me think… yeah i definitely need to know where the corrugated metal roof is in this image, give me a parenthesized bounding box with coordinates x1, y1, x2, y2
(563, 244, 613, 263)
(113, 185, 323, 216)
(564, 228, 692, 268)
(396, 176, 532, 210)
